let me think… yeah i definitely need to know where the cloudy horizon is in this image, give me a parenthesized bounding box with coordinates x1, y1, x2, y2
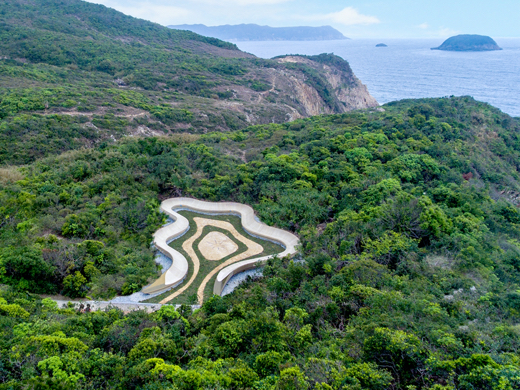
(86, 0, 519, 39)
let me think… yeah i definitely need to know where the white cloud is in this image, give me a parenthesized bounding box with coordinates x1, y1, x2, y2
(413, 21, 460, 38)
(437, 27, 459, 37)
(88, 1, 191, 24)
(301, 7, 380, 26)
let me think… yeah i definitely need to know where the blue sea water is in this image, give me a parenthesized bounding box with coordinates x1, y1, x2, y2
(235, 39, 520, 117)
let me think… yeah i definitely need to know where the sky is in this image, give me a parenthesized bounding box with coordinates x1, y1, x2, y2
(88, 0, 520, 39)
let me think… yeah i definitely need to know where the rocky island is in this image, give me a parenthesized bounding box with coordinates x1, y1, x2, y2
(432, 34, 502, 51)
(169, 23, 349, 41)
(376, 43, 388, 47)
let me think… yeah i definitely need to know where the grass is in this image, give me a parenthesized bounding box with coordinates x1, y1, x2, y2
(0, 167, 25, 185)
(144, 210, 283, 304)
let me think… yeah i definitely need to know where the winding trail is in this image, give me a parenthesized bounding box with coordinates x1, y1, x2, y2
(143, 198, 300, 302)
(52, 300, 200, 313)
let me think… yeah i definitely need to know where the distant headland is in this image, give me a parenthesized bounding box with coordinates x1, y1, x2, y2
(432, 34, 502, 52)
(168, 24, 349, 41)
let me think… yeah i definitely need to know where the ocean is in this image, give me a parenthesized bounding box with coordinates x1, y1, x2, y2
(235, 39, 520, 118)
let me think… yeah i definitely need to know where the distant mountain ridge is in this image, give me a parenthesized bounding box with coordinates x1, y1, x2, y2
(169, 24, 349, 41)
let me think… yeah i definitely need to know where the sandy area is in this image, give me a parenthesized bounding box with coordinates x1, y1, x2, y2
(199, 231, 238, 260)
(159, 217, 263, 304)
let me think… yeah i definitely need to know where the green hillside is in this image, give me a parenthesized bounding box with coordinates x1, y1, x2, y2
(0, 0, 238, 79)
(2, 96, 520, 388)
(0, 0, 249, 164)
(0, 0, 374, 165)
(2, 0, 520, 389)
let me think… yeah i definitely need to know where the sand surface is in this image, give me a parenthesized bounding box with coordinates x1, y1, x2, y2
(159, 217, 263, 304)
(199, 231, 239, 260)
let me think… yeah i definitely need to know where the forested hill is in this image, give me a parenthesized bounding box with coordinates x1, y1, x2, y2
(2, 1, 520, 389)
(0, 0, 238, 52)
(0, 0, 377, 165)
(2, 97, 520, 388)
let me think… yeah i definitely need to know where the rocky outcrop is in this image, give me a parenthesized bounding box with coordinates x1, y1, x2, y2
(191, 54, 379, 130)
(432, 35, 502, 52)
(274, 55, 379, 116)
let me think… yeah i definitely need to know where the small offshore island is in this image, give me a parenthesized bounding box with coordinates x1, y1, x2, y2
(432, 34, 502, 51)
(376, 43, 388, 47)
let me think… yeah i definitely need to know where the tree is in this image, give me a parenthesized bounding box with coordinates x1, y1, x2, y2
(277, 367, 308, 390)
(62, 272, 89, 298)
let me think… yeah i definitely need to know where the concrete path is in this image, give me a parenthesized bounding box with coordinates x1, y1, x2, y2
(146, 197, 300, 299)
(54, 299, 200, 313)
(159, 217, 264, 304)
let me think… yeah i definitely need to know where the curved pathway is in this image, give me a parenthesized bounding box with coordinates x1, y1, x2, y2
(159, 217, 263, 304)
(143, 197, 300, 302)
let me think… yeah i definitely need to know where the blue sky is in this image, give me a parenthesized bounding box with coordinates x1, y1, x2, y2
(89, 0, 520, 38)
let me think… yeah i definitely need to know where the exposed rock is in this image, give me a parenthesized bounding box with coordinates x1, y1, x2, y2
(184, 54, 380, 130)
(275, 54, 379, 115)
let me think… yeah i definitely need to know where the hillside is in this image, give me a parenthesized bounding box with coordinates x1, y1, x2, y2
(432, 34, 502, 51)
(169, 24, 349, 41)
(2, 0, 520, 388)
(2, 97, 520, 388)
(0, 0, 377, 165)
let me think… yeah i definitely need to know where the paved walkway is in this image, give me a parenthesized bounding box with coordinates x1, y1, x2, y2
(53, 299, 200, 313)
(159, 217, 264, 304)
(150, 198, 300, 298)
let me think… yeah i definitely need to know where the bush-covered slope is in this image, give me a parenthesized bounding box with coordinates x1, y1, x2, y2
(0, 0, 377, 165)
(2, 97, 520, 388)
(0, 0, 237, 50)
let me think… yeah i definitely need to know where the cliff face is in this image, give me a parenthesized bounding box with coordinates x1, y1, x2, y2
(220, 54, 379, 126)
(276, 55, 379, 115)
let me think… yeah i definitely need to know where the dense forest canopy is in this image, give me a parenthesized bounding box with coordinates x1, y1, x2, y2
(1, 0, 520, 389)
(2, 96, 520, 389)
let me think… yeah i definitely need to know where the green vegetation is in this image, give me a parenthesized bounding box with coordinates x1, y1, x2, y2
(1, 1, 520, 388)
(2, 96, 520, 388)
(0, 0, 362, 165)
